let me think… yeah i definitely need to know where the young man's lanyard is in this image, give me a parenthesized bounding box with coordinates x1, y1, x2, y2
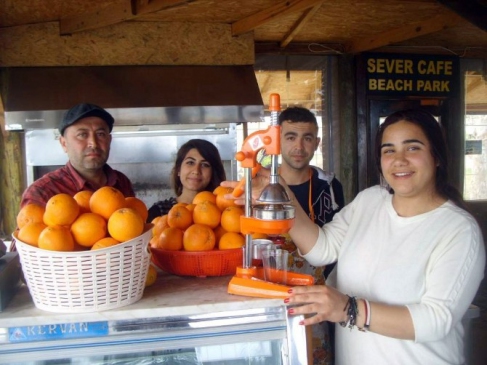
(308, 168, 315, 222)
(280, 166, 315, 221)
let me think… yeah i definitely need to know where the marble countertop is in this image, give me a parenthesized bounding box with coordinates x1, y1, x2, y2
(0, 273, 283, 327)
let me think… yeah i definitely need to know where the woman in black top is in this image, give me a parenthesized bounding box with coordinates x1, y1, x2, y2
(147, 139, 226, 222)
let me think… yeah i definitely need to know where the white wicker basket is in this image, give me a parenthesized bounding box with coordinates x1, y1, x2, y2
(14, 227, 152, 313)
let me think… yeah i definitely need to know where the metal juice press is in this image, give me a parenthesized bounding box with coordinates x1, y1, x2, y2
(227, 93, 314, 299)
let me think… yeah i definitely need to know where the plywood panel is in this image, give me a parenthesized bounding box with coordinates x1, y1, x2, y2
(134, 0, 279, 23)
(393, 23, 487, 52)
(252, 0, 445, 42)
(0, 0, 120, 27)
(0, 21, 254, 66)
(256, 70, 322, 110)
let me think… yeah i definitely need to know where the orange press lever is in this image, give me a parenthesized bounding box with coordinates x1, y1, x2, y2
(232, 165, 261, 198)
(232, 93, 282, 198)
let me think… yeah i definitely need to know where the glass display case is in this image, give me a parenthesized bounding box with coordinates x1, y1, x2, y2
(0, 274, 307, 365)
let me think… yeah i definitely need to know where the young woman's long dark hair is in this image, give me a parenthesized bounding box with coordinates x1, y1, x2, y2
(374, 109, 467, 210)
(172, 139, 226, 196)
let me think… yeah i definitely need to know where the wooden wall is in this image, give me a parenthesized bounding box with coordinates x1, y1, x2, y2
(0, 94, 24, 237)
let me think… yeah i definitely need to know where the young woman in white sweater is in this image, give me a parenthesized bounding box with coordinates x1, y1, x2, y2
(224, 109, 485, 365)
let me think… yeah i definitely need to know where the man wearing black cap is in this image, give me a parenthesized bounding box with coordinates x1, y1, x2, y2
(20, 103, 135, 208)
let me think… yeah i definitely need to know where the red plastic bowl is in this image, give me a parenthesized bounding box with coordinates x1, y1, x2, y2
(150, 247, 243, 277)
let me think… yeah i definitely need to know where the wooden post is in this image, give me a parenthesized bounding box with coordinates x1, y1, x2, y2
(0, 97, 23, 237)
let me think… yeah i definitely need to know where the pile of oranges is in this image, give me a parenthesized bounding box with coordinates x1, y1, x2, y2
(150, 187, 246, 252)
(16, 187, 148, 252)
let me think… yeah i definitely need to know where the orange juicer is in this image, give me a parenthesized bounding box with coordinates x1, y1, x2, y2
(227, 93, 314, 299)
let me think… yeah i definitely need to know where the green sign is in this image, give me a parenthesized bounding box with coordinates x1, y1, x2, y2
(365, 53, 459, 97)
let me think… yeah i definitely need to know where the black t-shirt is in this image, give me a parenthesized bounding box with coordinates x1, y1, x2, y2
(289, 168, 344, 227)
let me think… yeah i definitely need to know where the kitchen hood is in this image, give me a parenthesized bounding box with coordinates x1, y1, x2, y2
(0, 65, 264, 131)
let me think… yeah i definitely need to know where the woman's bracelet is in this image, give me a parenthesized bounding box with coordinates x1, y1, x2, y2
(357, 298, 371, 332)
(363, 299, 371, 330)
(339, 296, 371, 332)
(339, 295, 358, 330)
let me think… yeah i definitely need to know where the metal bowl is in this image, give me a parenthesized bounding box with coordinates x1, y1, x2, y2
(252, 204, 295, 220)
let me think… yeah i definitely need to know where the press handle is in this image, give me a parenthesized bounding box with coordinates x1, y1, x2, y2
(232, 165, 261, 197)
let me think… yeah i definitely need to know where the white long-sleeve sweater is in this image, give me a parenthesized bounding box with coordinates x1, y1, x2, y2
(302, 185, 485, 365)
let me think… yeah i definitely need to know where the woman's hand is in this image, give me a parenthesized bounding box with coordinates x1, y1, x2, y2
(221, 168, 275, 205)
(222, 169, 319, 255)
(287, 286, 416, 340)
(285, 285, 350, 326)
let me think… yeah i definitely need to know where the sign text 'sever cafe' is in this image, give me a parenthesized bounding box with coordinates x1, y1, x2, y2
(364, 53, 459, 97)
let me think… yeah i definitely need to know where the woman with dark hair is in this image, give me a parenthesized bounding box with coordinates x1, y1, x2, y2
(374, 109, 467, 211)
(226, 109, 485, 364)
(147, 139, 226, 222)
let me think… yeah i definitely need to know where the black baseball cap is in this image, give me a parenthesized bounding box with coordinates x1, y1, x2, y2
(59, 103, 114, 135)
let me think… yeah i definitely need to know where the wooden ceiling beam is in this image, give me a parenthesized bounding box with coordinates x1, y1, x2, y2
(232, 0, 325, 36)
(346, 11, 464, 54)
(280, 2, 324, 48)
(60, 0, 193, 35)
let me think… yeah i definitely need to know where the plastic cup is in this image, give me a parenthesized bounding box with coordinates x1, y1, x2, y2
(251, 239, 274, 267)
(262, 248, 289, 284)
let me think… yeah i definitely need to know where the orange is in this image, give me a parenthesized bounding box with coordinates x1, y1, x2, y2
(145, 265, 158, 287)
(17, 222, 47, 247)
(213, 186, 233, 195)
(220, 206, 244, 233)
(156, 227, 184, 251)
(215, 186, 237, 210)
(213, 225, 227, 245)
(152, 214, 169, 237)
(43, 193, 80, 226)
(193, 201, 221, 229)
(91, 237, 120, 250)
(70, 212, 107, 247)
(38, 225, 75, 251)
(173, 202, 188, 208)
(149, 235, 159, 249)
(183, 224, 216, 251)
(16, 204, 45, 229)
(89, 186, 126, 220)
(186, 203, 196, 212)
(73, 190, 94, 214)
(108, 208, 144, 242)
(216, 191, 238, 211)
(219, 232, 245, 250)
(125, 197, 149, 222)
(167, 205, 193, 230)
(192, 191, 217, 205)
